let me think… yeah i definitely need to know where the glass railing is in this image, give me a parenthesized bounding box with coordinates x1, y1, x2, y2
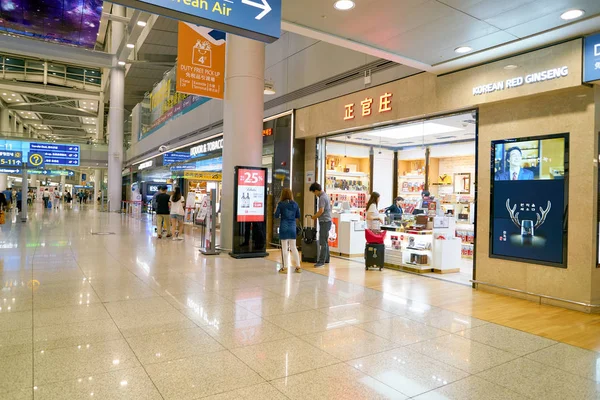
(0, 55, 101, 86)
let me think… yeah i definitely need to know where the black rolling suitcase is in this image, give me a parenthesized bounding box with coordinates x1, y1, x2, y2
(365, 243, 384, 271)
(301, 215, 319, 263)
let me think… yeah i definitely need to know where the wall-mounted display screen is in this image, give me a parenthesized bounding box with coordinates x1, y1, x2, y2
(490, 133, 568, 267)
(0, 0, 103, 48)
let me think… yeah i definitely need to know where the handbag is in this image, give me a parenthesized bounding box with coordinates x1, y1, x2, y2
(365, 229, 386, 244)
(0, 210, 5, 225)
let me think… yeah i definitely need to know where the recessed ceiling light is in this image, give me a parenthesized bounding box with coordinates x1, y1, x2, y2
(455, 46, 472, 54)
(137, 20, 147, 27)
(126, 43, 135, 49)
(118, 61, 126, 66)
(560, 9, 584, 20)
(334, 0, 355, 10)
(1, 93, 5, 96)
(504, 64, 518, 70)
(11, 93, 15, 96)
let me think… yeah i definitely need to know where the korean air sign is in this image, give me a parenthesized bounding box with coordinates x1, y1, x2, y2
(583, 33, 600, 83)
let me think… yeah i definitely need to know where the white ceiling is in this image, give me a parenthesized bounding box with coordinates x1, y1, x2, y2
(282, 0, 600, 70)
(328, 112, 476, 149)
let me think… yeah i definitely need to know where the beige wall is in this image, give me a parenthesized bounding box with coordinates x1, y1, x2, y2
(477, 86, 597, 311)
(296, 40, 583, 140)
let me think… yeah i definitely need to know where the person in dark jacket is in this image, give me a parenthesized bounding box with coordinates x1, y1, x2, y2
(385, 197, 404, 220)
(274, 188, 301, 274)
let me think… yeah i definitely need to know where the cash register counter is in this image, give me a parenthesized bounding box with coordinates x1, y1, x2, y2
(328, 211, 367, 258)
(380, 217, 462, 274)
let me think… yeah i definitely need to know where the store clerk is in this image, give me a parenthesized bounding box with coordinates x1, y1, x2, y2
(383, 197, 404, 219)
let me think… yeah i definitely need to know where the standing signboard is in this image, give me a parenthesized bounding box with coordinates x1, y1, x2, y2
(177, 22, 226, 99)
(230, 166, 268, 258)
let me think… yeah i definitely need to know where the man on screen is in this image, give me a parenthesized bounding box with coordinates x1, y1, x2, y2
(495, 147, 534, 181)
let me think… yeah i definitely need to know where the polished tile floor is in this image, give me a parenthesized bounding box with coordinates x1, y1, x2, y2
(1, 205, 600, 399)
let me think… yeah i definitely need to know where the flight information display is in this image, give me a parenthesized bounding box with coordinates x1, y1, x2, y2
(0, 140, 80, 167)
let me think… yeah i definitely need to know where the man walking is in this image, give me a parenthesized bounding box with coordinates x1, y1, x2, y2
(309, 182, 332, 268)
(155, 186, 172, 239)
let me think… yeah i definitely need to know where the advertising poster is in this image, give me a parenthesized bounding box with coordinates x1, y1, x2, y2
(176, 22, 226, 99)
(236, 168, 266, 223)
(490, 134, 568, 266)
(328, 217, 339, 248)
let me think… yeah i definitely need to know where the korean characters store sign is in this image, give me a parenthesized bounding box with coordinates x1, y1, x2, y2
(177, 22, 226, 99)
(344, 92, 393, 121)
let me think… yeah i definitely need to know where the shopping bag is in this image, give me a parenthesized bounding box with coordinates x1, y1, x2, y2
(365, 229, 386, 244)
(47, 201, 52, 209)
(0, 211, 5, 225)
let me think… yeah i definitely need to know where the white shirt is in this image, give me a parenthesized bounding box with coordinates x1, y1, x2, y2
(170, 196, 185, 215)
(42, 191, 50, 198)
(366, 203, 381, 231)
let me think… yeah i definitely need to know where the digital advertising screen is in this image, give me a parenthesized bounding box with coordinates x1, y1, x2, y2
(236, 168, 266, 223)
(0, 0, 103, 48)
(490, 133, 568, 267)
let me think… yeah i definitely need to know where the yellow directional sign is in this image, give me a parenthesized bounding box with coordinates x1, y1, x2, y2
(28, 153, 44, 167)
(182, 171, 222, 181)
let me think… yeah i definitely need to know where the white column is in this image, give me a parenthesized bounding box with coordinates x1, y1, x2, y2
(17, 121, 24, 136)
(219, 35, 265, 250)
(0, 174, 7, 191)
(97, 92, 105, 142)
(60, 175, 66, 193)
(94, 169, 101, 207)
(0, 107, 9, 136)
(107, 5, 125, 212)
(11, 113, 17, 134)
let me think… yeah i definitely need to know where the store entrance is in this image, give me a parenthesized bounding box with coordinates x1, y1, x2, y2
(322, 111, 477, 285)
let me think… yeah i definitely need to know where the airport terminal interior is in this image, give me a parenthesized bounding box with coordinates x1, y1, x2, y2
(2, 1, 600, 399)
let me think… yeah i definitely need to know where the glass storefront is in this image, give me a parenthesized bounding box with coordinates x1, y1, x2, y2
(319, 111, 477, 285)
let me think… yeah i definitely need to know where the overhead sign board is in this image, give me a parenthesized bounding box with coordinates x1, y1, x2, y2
(0, 140, 80, 167)
(113, 0, 281, 43)
(584, 32, 600, 83)
(0, 168, 75, 176)
(177, 23, 226, 99)
(164, 152, 192, 165)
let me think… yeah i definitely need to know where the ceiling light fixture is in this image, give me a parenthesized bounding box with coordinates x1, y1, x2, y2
(454, 46, 472, 54)
(334, 0, 355, 10)
(137, 20, 147, 27)
(264, 81, 276, 95)
(504, 64, 518, 70)
(118, 61, 126, 66)
(560, 9, 584, 20)
(126, 43, 135, 49)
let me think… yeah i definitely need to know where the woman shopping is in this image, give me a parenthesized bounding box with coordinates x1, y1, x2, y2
(366, 192, 383, 231)
(274, 188, 301, 274)
(170, 187, 186, 240)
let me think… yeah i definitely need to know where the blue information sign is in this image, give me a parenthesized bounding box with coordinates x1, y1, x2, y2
(0, 140, 80, 167)
(584, 32, 600, 83)
(114, 0, 281, 43)
(164, 152, 192, 165)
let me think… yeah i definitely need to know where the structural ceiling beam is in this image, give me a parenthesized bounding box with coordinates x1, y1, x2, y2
(0, 35, 114, 69)
(0, 81, 100, 101)
(7, 105, 95, 118)
(22, 119, 95, 129)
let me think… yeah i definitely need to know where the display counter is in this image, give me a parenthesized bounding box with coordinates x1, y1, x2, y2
(381, 216, 462, 274)
(329, 211, 366, 257)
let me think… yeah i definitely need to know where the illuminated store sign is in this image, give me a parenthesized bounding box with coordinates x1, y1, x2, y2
(138, 161, 154, 170)
(190, 138, 224, 157)
(583, 32, 600, 83)
(472, 66, 569, 96)
(344, 92, 393, 121)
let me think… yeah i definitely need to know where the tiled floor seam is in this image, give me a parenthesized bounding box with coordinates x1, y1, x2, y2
(70, 253, 167, 400)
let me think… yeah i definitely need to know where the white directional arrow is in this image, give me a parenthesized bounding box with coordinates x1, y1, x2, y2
(242, 0, 272, 20)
